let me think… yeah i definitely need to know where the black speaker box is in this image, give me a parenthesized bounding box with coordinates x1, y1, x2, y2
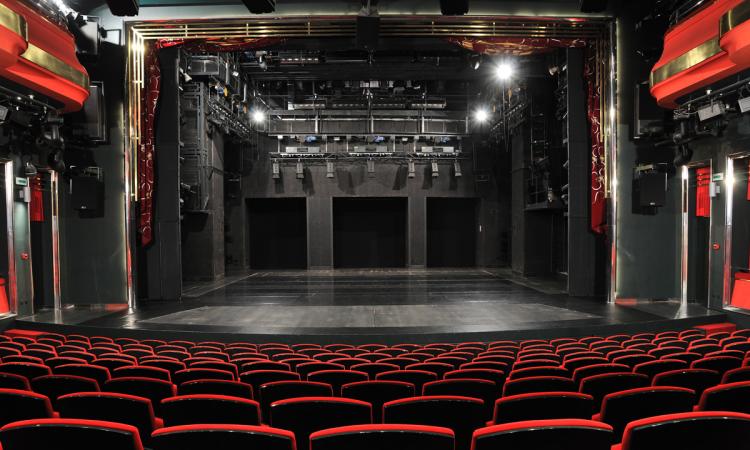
(106, 0, 139, 16)
(637, 172, 666, 207)
(71, 176, 104, 211)
(357, 15, 380, 50)
(440, 0, 469, 15)
(579, 0, 608, 12)
(241, 0, 276, 13)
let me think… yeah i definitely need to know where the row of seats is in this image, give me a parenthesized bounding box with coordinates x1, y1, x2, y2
(3, 411, 750, 450)
(0, 325, 747, 450)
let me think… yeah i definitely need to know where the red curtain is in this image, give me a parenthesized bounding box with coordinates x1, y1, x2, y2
(139, 37, 283, 246)
(446, 37, 605, 234)
(696, 166, 711, 217)
(29, 175, 44, 222)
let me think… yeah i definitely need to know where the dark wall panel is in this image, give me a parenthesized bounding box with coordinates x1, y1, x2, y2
(333, 198, 407, 268)
(248, 198, 307, 269)
(427, 198, 477, 267)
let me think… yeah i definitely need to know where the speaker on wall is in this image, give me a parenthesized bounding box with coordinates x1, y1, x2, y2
(71, 176, 104, 211)
(579, 0, 608, 12)
(637, 172, 667, 208)
(241, 0, 276, 13)
(440, 0, 469, 15)
(105, 0, 138, 16)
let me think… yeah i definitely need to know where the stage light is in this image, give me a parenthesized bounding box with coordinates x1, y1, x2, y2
(272, 160, 280, 179)
(252, 109, 266, 124)
(408, 160, 416, 178)
(431, 161, 439, 178)
(296, 161, 304, 179)
(474, 108, 490, 122)
(453, 161, 462, 178)
(469, 54, 482, 70)
(326, 161, 335, 178)
(495, 62, 514, 81)
(367, 159, 376, 178)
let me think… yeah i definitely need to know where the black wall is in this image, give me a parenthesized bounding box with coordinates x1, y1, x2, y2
(427, 198, 477, 267)
(248, 198, 307, 269)
(333, 198, 407, 268)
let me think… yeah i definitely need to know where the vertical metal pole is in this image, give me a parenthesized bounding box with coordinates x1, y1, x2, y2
(723, 157, 734, 307)
(50, 171, 61, 312)
(607, 21, 619, 304)
(680, 165, 689, 306)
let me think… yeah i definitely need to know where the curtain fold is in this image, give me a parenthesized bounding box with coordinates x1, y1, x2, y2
(29, 174, 44, 223)
(695, 166, 711, 218)
(139, 37, 283, 246)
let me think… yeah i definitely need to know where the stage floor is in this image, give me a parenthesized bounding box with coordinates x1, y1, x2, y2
(15, 269, 725, 343)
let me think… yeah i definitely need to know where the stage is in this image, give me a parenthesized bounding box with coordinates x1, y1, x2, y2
(12, 269, 725, 344)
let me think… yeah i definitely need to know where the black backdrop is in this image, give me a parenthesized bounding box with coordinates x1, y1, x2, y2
(427, 198, 477, 267)
(333, 198, 407, 268)
(248, 198, 308, 269)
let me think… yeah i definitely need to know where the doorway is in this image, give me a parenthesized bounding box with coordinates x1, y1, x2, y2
(247, 198, 307, 269)
(427, 198, 478, 267)
(333, 197, 407, 268)
(682, 164, 712, 304)
(726, 156, 750, 310)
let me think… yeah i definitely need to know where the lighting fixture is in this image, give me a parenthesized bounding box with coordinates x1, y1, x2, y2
(252, 109, 266, 124)
(739, 96, 750, 113)
(454, 161, 462, 178)
(408, 160, 416, 178)
(296, 161, 304, 179)
(474, 108, 490, 123)
(272, 161, 280, 179)
(326, 161, 335, 178)
(367, 159, 376, 177)
(696, 103, 725, 121)
(431, 161, 439, 178)
(469, 53, 482, 70)
(496, 62, 514, 81)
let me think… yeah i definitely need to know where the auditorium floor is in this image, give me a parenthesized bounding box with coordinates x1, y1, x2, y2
(16, 269, 725, 343)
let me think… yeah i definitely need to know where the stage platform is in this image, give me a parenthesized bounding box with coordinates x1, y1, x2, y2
(10, 269, 726, 344)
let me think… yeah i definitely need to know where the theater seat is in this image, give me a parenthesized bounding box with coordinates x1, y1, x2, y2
(0, 388, 55, 426)
(53, 364, 111, 387)
(579, 373, 649, 410)
(471, 419, 613, 450)
(0, 418, 144, 450)
(383, 395, 485, 450)
(0, 373, 30, 391)
(30, 375, 100, 408)
(151, 424, 296, 450)
(503, 376, 577, 397)
(258, 381, 333, 423)
(595, 386, 695, 440)
(57, 392, 162, 446)
(306, 370, 368, 395)
(269, 397, 372, 450)
(341, 380, 415, 423)
(310, 424, 455, 450)
(614, 411, 750, 450)
(161, 394, 261, 426)
(104, 377, 176, 417)
(177, 379, 254, 400)
(722, 367, 750, 384)
(697, 381, 750, 414)
(422, 378, 498, 420)
(652, 369, 721, 397)
(113, 366, 172, 382)
(491, 392, 594, 425)
(375, 370, 438, 393)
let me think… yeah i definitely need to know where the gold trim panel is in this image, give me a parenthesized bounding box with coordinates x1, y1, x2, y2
(720, 0, 750, 36)
(0, 3, 27, 40)
(20, 43, 88, 89)
(650, 37, 722, 87)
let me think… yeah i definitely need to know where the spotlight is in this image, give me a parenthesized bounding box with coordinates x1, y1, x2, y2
(24, 161, 37, 177)
(326, 161, 335, 178)
(408, 160, 416, 178)
(431, 161, 439, 178)
(252, 109, 266, 124)
(469, 53, 482, 70)
(496, 62, 514, 80)
(272, 160, 280, 179)
(367, 159, 376, 178)
(474, 108, 490, 123)
(296, 161, 304, 179)
(453, 161, 462, 178)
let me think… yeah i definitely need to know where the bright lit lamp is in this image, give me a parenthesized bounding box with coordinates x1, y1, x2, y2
(474, 108, 490, 122)
(496, 62, 513, 81)
(252, 109, 266, 124)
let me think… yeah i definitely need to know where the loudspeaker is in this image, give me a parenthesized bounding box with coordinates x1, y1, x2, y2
(357, 15, 380, 50)
(637, 172, 666, 207)
(440, 0, 469, 15)
(105, 0, 138, 16)
(71, 176, 104, 211)
(579, 0, 608, 12)
(72, 15, 100, 60)
(241, 0, 276, 13)
(634, 81, 665, 138)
